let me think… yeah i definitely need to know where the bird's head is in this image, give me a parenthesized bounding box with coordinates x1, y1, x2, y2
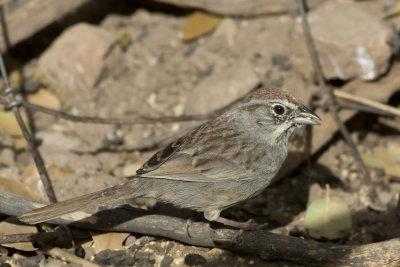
(236, 88, 320, 144)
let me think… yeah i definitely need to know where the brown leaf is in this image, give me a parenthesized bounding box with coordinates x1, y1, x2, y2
(182, 11, 222, 41)
(91, 232, 130, 254)
(0, 111, 28, 137)
(0, 217, 37, 251)
(0, 176, 43, 200)
(28, 89, 61, 110)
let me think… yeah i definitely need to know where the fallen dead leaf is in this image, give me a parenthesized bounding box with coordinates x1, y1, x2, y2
(361, 142, 400, 180)
(0, 176, 43, 200)
(182, 11, 222, 41)
(0, 111, 28, 137)
(20, 165, 46, 200)
(0, 217, 37, 251)
(91, 232, 130, 254)
(28, 88, 61, 110)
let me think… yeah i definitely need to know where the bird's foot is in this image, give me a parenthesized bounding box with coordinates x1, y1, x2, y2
(185, 218, 193, 238)
(185, 212, 203, 238)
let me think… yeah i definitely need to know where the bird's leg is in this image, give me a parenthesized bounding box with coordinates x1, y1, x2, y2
(215, 217, 268, 230)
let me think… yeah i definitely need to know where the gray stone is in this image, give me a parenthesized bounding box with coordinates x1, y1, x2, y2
(291, 0, 393, 81)
(39, 23, 122, 104)
(184, 62, 260, 115)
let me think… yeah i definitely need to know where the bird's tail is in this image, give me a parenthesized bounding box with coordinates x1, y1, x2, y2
(19, 180, 140, 224)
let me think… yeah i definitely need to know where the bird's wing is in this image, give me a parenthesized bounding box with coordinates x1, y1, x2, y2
(138, 153, 253, 182)
(136, 136, 185, 175)
(136, 143, 254, 182)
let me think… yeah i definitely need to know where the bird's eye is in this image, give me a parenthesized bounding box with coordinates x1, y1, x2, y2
(273, 104, 285, 115)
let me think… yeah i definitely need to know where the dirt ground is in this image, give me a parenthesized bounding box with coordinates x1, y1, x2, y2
(0, 0, 399, 266)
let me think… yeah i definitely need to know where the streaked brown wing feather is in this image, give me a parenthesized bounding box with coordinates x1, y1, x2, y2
(136, 136, 185, 175)
(137, 152, 253, 182)
(136, 120, 255, 182)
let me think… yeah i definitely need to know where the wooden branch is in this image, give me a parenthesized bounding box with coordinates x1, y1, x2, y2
(0, 227, 90, 245)
(214, 230, 400, 266)
(0, 190, 399, 266)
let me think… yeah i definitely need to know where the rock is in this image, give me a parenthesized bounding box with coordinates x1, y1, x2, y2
(291, 0, 393, 81)
(123, 235, 137, 249)
(212, 18, 238, 47)
(0, 148, 15, 167)
(39, 23, 122, 105)
(184, 62, 260, 114)
(160, 255, 174, 267)
(11, 254, 45, 267)
(93, 250, 135, 266)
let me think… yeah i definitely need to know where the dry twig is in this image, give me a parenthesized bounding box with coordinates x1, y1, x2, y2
(0, 53, 57, 202)
(22, 99, 217, 125)
(334, 90, 400, 117)
(0, 227, 89, 245)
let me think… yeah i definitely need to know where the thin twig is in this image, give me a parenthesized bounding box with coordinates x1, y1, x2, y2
(334, 90, 400, 117)
(297, 0, 384, 210)
(0, 227, 89, 244)
(22, 99, 219, 125)
(0, 54, 57, 202)
(0, 232, 58, 243)
(338, 101, 391, 116)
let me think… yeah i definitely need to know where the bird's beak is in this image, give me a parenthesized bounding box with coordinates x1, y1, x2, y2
(294, 104, 321, 125)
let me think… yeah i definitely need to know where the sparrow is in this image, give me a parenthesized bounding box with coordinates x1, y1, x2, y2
(19, 88, 320, 229)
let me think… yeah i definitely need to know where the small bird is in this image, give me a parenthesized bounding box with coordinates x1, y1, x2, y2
(19, 88, 320, 229)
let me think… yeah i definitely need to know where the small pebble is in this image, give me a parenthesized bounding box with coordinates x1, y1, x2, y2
(341, 169, 349, 179)
(160, 255, 173, 267)
(124, 235, 137, 248)
(75, 246, 85, 258)
(134, 236, 156, 247)
(184, 254, 207, 266)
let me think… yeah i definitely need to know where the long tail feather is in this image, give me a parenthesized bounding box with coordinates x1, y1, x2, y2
(19, 182, 137, 224)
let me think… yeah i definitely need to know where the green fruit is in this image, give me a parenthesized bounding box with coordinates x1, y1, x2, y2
(305, 197, 352, 240)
